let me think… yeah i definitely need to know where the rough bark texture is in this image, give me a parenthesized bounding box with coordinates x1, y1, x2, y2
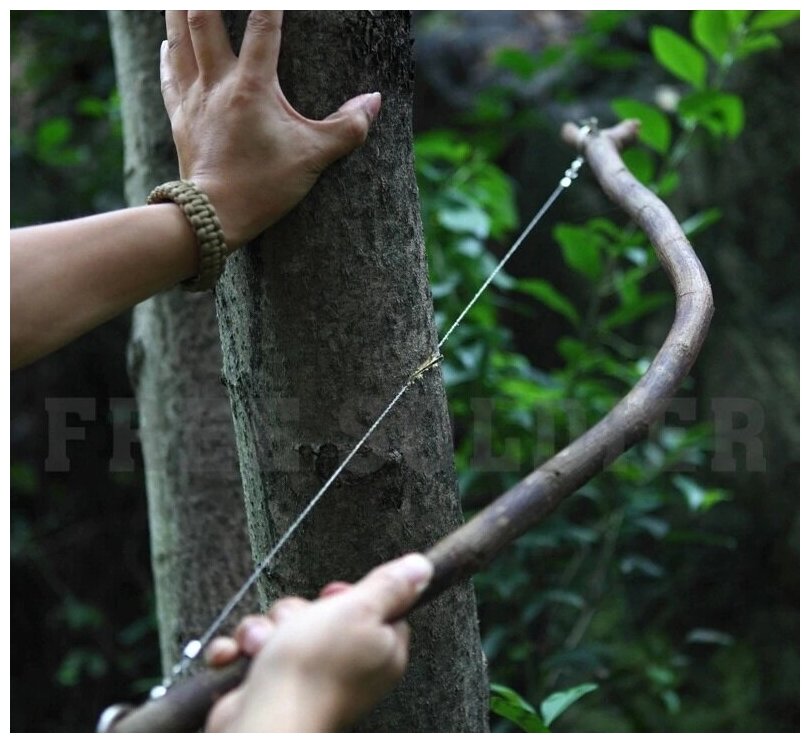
(109, 10, 257, 675)
(215, 11, 489, 732)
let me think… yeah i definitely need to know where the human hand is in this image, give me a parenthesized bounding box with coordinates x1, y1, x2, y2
(204, 553, 434, 732)
(161, 10, 381, 252)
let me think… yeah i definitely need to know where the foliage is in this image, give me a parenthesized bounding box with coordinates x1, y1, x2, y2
(10, 11, 124, 226)
(10, 11, 157, 733)
(415, 8, 797, 733)
(491, 682, 598, 732)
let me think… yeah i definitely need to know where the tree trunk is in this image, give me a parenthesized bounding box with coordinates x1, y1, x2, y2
(108, 10, 257, 675)
(216, 11, 489, 731)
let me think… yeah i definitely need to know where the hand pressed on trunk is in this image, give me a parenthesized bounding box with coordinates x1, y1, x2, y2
(11, 10, 380, 369)
(161, 10, 382, 251)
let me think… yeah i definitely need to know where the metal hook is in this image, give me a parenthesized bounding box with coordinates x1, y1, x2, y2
(576, 117, 599, 151)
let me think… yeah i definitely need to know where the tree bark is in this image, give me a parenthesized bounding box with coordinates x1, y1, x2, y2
(108, 10, 257, 675)
(215, 10, 489, 732)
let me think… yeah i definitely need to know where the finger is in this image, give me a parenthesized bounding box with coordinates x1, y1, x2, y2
(391, 620, 411, 671)
(310, 92, 382, 168)
(267, 596, 310, 624)
(350, 553, 433, 622)
(234, 615, 275, 656)
(205, 687, 245, 733)
(205, 636, 239, 667)
(320, 581, 352, 598)
(238, 10, 283, 79)
(165, 10, 196, 88)
(159, 40, 180, 116)
(186, 10, 234, 84)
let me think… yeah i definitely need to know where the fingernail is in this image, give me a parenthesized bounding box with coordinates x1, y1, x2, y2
(363, 91, 382, 121)
(242, 620, 272, 655)
(393, 553, 434, 593)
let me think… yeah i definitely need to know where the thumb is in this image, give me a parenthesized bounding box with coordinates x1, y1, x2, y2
(312, 91, 382, 167)
(351, 553, 434, 622)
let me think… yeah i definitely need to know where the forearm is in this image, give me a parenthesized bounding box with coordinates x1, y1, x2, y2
(11, 204, 198, 368)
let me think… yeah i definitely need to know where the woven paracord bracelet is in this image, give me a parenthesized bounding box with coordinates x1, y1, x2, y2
(147, 180, 228, 292)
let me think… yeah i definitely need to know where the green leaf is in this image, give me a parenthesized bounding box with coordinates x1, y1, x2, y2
(494, 47, 540, 79)
(36, 116, 72, 156)
(471, 88, 512, 124)
(624, 246, 649, 267)
(490, 684, 549, 733)
(726, 10, 752, 27)
(586, 10, 629, 33)
(60, 596, 105, 631)
(673, 475, 731, 512)
(621, 146, 656, 184)
(557, 336, 588, 364)
(691, 10, 732, 63)
(431, 276, 460, 299)
(542, 589, 587, 610)
(495, 45, 565, 75)
(679, 90, 745, 139)
(680, 207, 722, 237)
(601, 292, 670, 331)
(454, 236, 484, 258)
(540, 683, 598, 727)
(465, 163, 518, 236)
(56, 648, 108, 687)
(437, 204, 490, 238)
(515, 278, 580, 326)
(661, 689, 682, 714)
(611, 98, 672, 154)
(414, 130, 471, 165)
(737, 32, 782, 58)
(501, 377, 564, 405)
(10, 462, 38, 494)
(554, 224, 603, 281)
(750, 9, 800, 31)
(650, 26, 708, 89)
(589, 48, 639, 70)
(77, 96, 108, 118)
(620, 554, 665, 578)
(647, 664, 676, 687)
(655, 170, 680, 197)
(686, 628, 735, 646)
(635, 515, 670, 539)
(587, 217, 624, 240)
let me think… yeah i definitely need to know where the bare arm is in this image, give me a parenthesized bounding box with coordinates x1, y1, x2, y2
(11, 206, 198, 367)
(11, 10, 380, 370)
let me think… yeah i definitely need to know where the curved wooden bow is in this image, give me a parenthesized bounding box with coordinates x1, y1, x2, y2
(101, 120, 714, 732)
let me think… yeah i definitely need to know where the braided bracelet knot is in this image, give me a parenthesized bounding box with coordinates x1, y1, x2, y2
(147, 180, 227, 292)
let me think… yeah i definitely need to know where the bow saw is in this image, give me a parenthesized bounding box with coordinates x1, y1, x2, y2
(98, 119, 714, 732)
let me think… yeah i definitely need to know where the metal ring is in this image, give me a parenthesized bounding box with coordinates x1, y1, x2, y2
(96, 703, 135, 733)
(576, 117, 599, 151)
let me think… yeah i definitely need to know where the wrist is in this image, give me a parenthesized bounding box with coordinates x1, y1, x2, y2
(185, 177, 251, 254)
(226, 667, 344, 733)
